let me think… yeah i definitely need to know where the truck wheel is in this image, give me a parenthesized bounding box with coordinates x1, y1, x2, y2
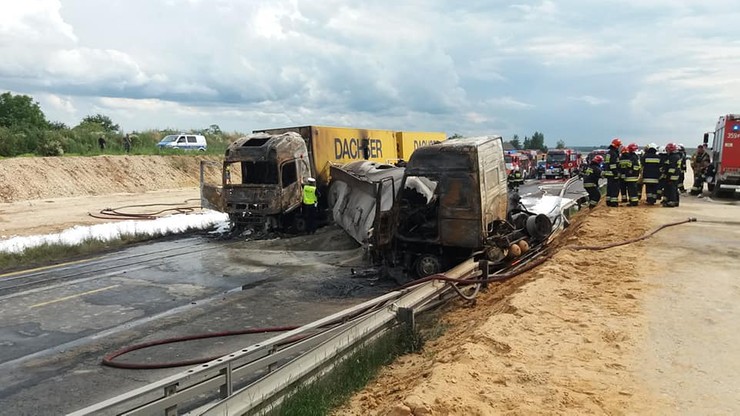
(293, 217, 306, 233)
(414, 254, 442, 277)
(712, 180, 723, 198)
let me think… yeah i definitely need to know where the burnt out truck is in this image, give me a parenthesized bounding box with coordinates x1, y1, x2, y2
(200, 125, 445, 231)
(329, 136, 553, 277)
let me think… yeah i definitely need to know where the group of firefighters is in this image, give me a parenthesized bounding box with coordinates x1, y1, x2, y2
(581, 138, 712, 209)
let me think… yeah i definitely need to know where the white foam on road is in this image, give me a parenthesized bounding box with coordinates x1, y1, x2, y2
(521, 195, 573, 218)
(0, 211, 229, 254)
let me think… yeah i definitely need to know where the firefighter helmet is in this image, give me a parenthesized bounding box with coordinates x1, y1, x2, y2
(665, 143, 677, 153)
(647, 142, 657, 150)
(592, 155, 604, 164)
(611, 138, 622, 147)
(627, 143, 639, 152)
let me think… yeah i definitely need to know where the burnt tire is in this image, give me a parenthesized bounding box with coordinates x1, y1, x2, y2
(414, 254, 442, 278)
(293, 217, 306, 233)
(526, 214, 552, 240)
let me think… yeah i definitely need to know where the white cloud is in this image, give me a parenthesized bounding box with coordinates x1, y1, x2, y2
(1, 0, 739, 145)
(569, 95, 609, 106)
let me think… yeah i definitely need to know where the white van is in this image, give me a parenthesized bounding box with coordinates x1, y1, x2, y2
(157, 134, 207, 151)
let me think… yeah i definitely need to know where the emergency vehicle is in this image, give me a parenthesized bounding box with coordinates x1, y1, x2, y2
(705, 114, 740, 197)
(544, 149, 581, 179)
(504, 151, 521, 175)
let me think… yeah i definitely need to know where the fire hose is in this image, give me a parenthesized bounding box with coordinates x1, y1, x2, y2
(88, 200, 202, 221)
(404, 217, 700, 300)
(102, 302, 384, 369)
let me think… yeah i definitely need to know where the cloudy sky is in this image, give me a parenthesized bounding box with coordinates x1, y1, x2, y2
(1, 0, 738, 146)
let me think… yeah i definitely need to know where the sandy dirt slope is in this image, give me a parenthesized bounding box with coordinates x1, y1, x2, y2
(337, 207, 662, 416)
(0, 188, 202, 238)
(0, 155, 220, 203)
(0, 155, 221, 237)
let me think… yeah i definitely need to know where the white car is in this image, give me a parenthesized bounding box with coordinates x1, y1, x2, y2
(157, 134, 207, 151)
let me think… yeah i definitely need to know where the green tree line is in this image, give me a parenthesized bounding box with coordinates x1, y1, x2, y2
(0, 91, 240, 157)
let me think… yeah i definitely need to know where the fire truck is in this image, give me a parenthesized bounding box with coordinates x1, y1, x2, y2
(504, 151, 521, 175)
(544, 149, 581, 179)
(704, 114, 740, 197)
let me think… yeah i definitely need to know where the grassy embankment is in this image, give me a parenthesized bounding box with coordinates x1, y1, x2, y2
(272, 313, 447, 416)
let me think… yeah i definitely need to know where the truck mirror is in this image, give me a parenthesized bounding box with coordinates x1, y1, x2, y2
(703, 133, 709, 145)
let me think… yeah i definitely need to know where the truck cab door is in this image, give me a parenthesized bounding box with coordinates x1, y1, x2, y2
(200, 161, 224, 211)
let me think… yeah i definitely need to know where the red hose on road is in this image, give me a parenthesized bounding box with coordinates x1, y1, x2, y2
(102, 326, 300, 369)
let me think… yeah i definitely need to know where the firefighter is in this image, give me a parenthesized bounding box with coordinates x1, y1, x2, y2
(581, 154, 603, 209)
(677, 144, 687, 194)
(690, 144, 711, 196)
(656, 146, 668, 203)
(641, 143, 661, 205)
(618, 143, 641, 206)
(661, 143, 681, 207)
(618, 146, 629, 203)
(604, 138, 622, 207)
(302, 177, 319, 234)
(508, 167, 524, 191)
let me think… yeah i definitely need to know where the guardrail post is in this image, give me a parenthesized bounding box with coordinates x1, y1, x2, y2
(219, 363, 233, 399)
(164, 384, 178, 416)
(397, 307, 415, 332)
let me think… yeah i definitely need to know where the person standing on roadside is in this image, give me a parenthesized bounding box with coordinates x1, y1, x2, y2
(618, 143, 641, 206)
(641, 143, 661, 205)
(581, 155, 603, 209)
(302, 177, 319, 234)
(677, 144, 688, 194)
(123, 133, 132, 153)
(618, 146, 629, 203)
(603, 138, 622, 207)
(690, 144, 711, 196)
(98, 135, 106, 151)
(662, 143, 682, 207)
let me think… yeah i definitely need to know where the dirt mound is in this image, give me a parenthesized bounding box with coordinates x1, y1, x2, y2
(0, 155, 221, 203)
(336, 206, 663, 415)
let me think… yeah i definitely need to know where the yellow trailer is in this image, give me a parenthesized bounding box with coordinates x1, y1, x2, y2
(394, 131, 447, 161)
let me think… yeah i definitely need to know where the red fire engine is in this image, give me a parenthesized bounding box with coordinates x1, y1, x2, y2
(705, 114, 740, 197)
(504, 151, 521, 175)
(544, 149, 581, 179)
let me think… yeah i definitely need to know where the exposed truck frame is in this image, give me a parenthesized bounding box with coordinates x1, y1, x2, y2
(330, 136, 552, 278)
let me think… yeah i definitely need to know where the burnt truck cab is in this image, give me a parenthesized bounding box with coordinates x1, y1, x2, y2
(373, 136, 552, 277)
(220, 132, 311, 229)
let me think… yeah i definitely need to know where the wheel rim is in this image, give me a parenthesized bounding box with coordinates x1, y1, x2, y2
(416, 255, 441, 277)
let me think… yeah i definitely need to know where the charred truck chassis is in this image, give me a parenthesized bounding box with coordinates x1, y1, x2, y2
(330, 136, 552, 279)
(219, 132, 313, 232)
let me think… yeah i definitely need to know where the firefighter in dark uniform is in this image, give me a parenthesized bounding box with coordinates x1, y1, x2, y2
(677, 144, 688, 194)
(302, 177, 319, 234)
(662, 143, 681, 207)
(618, 143, 642, 206)
(508, 167, 524, 191)
(690, 144, 711, 195)
(618, 146, 629, 203)
(641, 143, 661, 205)
(581, 155, 603, 209)
(656, 146, 668, 202)
(604, 138, 622, 207)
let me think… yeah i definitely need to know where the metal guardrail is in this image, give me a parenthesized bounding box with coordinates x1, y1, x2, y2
(69, 179, 591, 416)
